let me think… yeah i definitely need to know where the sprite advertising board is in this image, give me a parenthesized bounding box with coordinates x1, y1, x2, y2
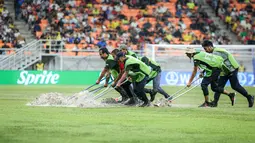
(0, 71, 100, 85)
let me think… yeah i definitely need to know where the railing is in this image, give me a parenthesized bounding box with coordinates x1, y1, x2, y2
(146, 44, 255, 61)
(0, 39, 145, 70)
(0, 40, 41, 70)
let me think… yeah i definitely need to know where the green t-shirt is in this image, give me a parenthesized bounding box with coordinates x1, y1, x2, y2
(125, 55, 151, 82)
(187, 2, 195, 9)
(105, 55, 119, 79)
(122, 19, 129, 25)
(213, 47, 239, 73)
(140, 56, 161, 79)
(127, 50, 138, 58)
(193, 52, 225, 77)
(239, 15, 245, 22)
(240, 31, 247, 38)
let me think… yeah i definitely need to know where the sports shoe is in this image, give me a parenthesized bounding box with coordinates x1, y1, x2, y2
(210, 100, 218, 107)
(139, 101, 151, 107)
(228, 92, 236, 106)
(116, 96, 129, 103)
(198, 101, 212, 107)
(124, 97, 136, 106)
(149, 90, 157, 102)
(248, 95, 254, 108)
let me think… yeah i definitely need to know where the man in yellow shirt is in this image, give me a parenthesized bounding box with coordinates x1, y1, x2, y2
(183, 32, 192, 42)
(238, 61, 246, 72)
(36, 61, 44, 71)
(187, 1, 195, 10)
(112, 20, 120, 29)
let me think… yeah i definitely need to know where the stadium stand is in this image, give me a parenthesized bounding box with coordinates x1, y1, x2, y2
(15, 0, 248, 56)
(0, 0, 26, 55)
(207, 0, 255, 44)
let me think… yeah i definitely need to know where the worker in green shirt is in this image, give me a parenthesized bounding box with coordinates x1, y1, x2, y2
(202, 40, 254, 108)
(116, 52, 151, 107)
(120, 44, 138, 58)
(140, 56, 172, 102)
(185, 47, 235, 107)
(96, 48, 133, 104)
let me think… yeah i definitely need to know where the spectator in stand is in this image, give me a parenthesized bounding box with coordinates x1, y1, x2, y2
(245, 3, 253, 14)
(143, 19, 152, 30)
(97, 38, 107, 48)
(218, 4, 225, 18)
(86, 32, 94, 45)
(136, 11, 144, 21)
(1, 41, 10, 55)
(130, 18, 138, 28)
(239, 61, 246, 72)
(157, 4, 167, 15)
(106, 41, 114, 51)
(165, 31, 173, 43)
(187, 0, 195, 10)
(175, 8, 182, 18)
(178, 19, 187, 31)
(241, 18, 252, 30)
(141, 7, 149, 17)
(173, 27, 182, 39)
(230, 8, 238, 22)
(183, 31, 192, 42)
(16, 0, 241, 54)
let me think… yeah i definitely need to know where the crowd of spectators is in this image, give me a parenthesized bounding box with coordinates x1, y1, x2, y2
(0, 0, 26, 55)
(10, 0, 253, 56)
(13, 0, 208, 54)
(208, 0, 255, 44)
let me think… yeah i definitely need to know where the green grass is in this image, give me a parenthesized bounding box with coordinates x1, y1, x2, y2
(0, 85, 255, 143)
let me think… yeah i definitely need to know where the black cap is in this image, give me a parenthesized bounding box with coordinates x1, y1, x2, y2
(115, 52, 125, 61)
(99, 47, 109, 54)
(202, 40, 213, 48)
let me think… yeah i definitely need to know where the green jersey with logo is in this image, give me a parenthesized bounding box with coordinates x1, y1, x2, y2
(105, 54, 119, 79)
(125, 55, 151, 82)
(213, 47, 239, 73)
(140, 56, 161, 79)
(127, 50, 138, 58)
(193, 51, 228, 77)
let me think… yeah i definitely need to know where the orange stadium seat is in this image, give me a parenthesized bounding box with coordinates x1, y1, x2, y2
(77, 43, 86, 49)
(7, 43, 13, 48)
(78, 52, 90, 56)
(62, 52, 76, 56)
(64, 44, 76, 52)
(0, 43, 4, 48)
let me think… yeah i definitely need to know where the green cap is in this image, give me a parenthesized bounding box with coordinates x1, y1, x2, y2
(119, 44, 127, 50)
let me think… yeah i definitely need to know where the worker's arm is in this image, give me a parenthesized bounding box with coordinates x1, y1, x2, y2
(116, 71, 128, 87)
(96, 67, 108, 84)
(112, 69, 124, 87)
(104, 71, 111, 87)
(187, 66, 198, 87)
